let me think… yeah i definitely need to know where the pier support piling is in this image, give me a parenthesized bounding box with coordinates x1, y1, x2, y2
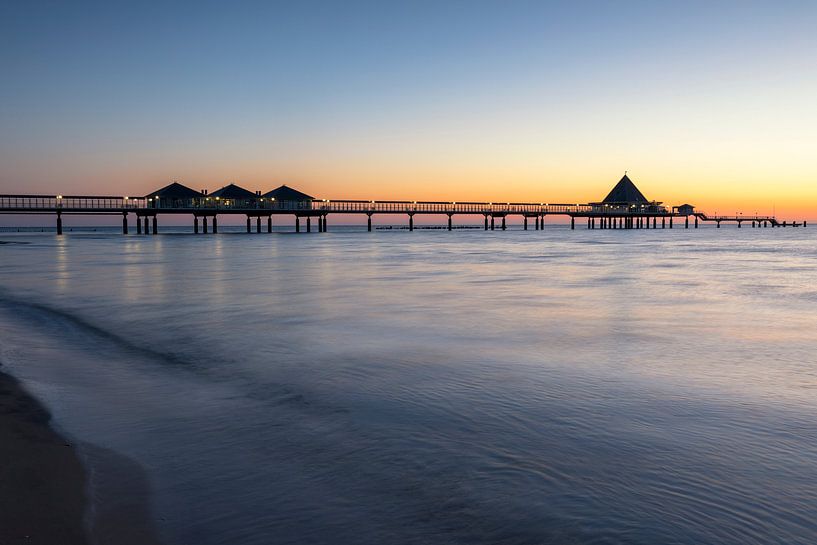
(448, 214, 453, 231)
(257, 216, 261, 233)
(246, 217, 251, 233)
(570, 217, 575, 230)
(296, 217, 300, 233)
(122, 213, 128, 234)
(491, 216, 495, 230)
(136, 215, 142, 234)
(409, 214, 414, 231)
(685, 217, 689, 229)
(695, 217, 698, 228)
(152, 216, 157, 234)
(268, 216, 272, 233)
(501, 216, 506, 230)
(367, 214, 372, 232)
(524, 216, 528, 230)
(56, 212, 63, 235)
(203, 216, 208, 234)
(194, 216, 199, 234)
(307, 217, 311, 233)
(484, 215, 489, 230)
(213, 216, 218, 233)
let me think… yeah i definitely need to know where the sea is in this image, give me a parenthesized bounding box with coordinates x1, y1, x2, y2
(1, 224, 816, 545)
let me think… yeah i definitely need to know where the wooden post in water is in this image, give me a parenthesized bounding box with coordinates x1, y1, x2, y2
(685, 217, 689, 228)
(256, 216, 261, 233)
(194, 216, 199, 234)
(203, 216, 208, 234)
(501, 216, 506, 230)
(448, 214, 453, 231)
(136, 215, 142, 234)
(152, 215, 157, 234)
(409, 214, 414, 231)
(268, 216, 272, 233)
(484, 215, 488, 230)
(296, 216, 300, 232)
(246, 216, 251, 233)
(56, 212, 63, 235)
(367, 213, 372, 232)
(491, 216, 495, 230)
(570, 216, 575, 230)
(213, 216, 218, 233)
(306, 216, 312, 233)
(122, 213, 128, 234)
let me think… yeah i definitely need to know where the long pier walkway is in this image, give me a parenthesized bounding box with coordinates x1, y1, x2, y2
(0, 194, 804, 235)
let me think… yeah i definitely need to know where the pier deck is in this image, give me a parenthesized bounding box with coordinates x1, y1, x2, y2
(0, 194, 801, 234)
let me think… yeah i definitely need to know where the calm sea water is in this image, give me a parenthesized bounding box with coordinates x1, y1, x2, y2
(1, 226, 816, 545)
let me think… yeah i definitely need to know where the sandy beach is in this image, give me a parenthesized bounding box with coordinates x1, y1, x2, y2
(0, 368, 88, 545)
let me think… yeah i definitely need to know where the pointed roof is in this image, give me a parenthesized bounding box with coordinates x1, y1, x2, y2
(210, 183, 257, 200)
(146, 182, 202, 199)
(602, 174, 648, 204)
(262, 185, 315, 201)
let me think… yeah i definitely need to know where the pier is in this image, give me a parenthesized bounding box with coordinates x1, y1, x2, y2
(0, 176, 804, 234)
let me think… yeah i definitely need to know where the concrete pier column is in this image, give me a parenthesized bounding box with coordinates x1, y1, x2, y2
(56, 212, 63, 235)
(268, 216, 273, 233)
(203, 216, 208, 234)
(123, 213, 129, 234)
(246, 216, 251, 233)
(194, 216, 199, 234)
(484, 215, 489, 230)
(306, 217, 312, 233)
(524, 216, 528, 230)
(587, 218, 591, 229)
(323, 215, 328, 232)
(501, 216, 506, 230)
(152, 216, 157, 234)
(448, 214, 453, 231)
(662, 217, 666, 229)
(669, 217, 673, 229)
(570, 216, 575, 230)
(653, 217, 657, 228)
(367, 214, 372, 232)
(695, 217, 698, 228)
(296, 217, 301, 232)
(144, 216, 150, 234)
(409, 214, 414, 231)
(491, 216, 495, 230)
(685, 217, 689, 228)
(541, 215, 545, 229)
(257, 216, 262, 233)
(136, 215, 142, 234)
(213, 216, 218, 233)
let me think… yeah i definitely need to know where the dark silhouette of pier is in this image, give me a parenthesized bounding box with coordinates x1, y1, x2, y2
(0, 175, 804, 234)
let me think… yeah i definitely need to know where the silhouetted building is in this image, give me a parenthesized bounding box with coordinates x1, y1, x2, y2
(262, 185, 315, 210)
(210, 183, 259, 208)
(591, 174, 666, 214)
(147, 182, 203, 209)
(675, 204, 695, 215)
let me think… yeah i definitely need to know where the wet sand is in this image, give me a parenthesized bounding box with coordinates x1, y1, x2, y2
(0, 368, 88, 545)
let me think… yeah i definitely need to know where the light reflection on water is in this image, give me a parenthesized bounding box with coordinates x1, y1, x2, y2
(1, 227, 816, 545)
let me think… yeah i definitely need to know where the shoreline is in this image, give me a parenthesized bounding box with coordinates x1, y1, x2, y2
(0, 367, 166, 545)
(0, 368, 89, 545)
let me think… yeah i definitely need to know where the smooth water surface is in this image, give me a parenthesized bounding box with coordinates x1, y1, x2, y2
(1, 226, 816, 545)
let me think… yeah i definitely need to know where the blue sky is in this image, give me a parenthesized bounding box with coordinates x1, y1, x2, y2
(1, 1, 816, 217)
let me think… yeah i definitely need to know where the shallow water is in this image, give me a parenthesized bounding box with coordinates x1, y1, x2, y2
(1, 226, 816, 545)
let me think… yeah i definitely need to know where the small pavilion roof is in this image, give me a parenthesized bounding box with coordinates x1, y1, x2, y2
(146, 182, 202, 199)
(210, 183, 257, 200)
(262, 185, 315, 201)
(601, 174, 649, 204)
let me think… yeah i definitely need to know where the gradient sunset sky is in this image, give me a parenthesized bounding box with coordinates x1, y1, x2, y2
(2, 1, 816, 219)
